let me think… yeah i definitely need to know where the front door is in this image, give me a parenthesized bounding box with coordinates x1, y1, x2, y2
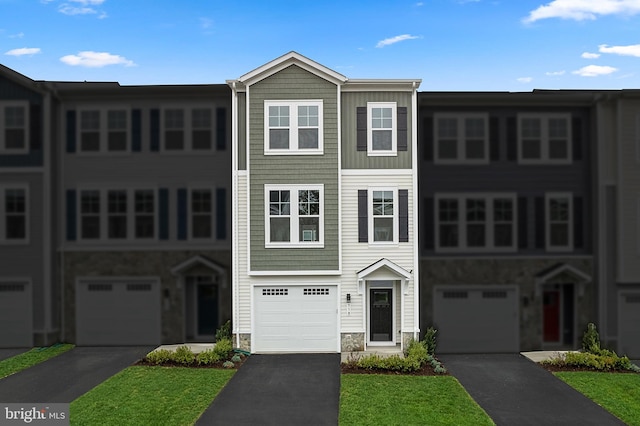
(197, 283, 218, 338)
(543, 290, 560, 342)
(370, 288, 392, 342)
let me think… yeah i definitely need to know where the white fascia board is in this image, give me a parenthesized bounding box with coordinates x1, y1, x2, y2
(342, 79, 422, 92)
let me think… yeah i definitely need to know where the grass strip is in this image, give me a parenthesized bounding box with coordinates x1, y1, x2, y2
(0, 344, 74, 379)
(70, 366, 235, 426)
(554, 371, 640, 426)
(340, 374, 494, 425)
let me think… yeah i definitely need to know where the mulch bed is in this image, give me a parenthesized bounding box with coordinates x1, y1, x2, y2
(539, 363, 640, 374)
(341, 360, 449, 376)
(134, 354, 248, 369)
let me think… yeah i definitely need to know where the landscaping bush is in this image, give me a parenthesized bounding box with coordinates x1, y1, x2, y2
(354, 337, 448, 374)
(213, 338, 233, 358)
(423, 327, 438, 356)
(145, 349, 173, 365)
(215, 320, 232, 342)
(173, 345, 196, 365)
(195, 349, 223, 366)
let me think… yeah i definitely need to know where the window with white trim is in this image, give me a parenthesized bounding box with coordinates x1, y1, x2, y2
(368, 102, 396, 155)
(435, 193, 516, 252)
(434, 113, 488, 163)
(265, 184, 324, 247)
(371, 189, 397, 243)
(264, 100, 323, 154)
(518, 114, 571, 164)
(546, 193, 572, 251)
(190, 188, 213, 239)
(78, 108, 129, 153)
(0, 102, 28, 153)
(162, 107, 214, 151)
(0, 185, 28, 243)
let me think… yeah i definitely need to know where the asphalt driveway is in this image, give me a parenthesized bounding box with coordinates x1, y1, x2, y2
(0, 348, 28, 362)
(439, 354, 625, 426)
(0, 346, 153, 403)
(197, 353, 340, 425)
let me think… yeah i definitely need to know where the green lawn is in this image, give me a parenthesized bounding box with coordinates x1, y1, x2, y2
(0, 344, 74, 379)
(70, 366, 234, 426)
(340, 374, 494, 426)
(555, 372, 640, 426)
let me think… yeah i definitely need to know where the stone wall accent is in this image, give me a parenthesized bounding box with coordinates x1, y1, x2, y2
(232, 333, 251, 352)
(341, 332, 365, 352)
(402, 332, 416, 348)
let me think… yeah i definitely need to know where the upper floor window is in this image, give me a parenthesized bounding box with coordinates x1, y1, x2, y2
(79, 108, 130, 153)
(264, 100, 323, 154)
(546, 193, 573, 251)
(0, 185, 28, 243)
(265, 184, 324, 247)
(163, 107, 214, 152)
(518, 114, 572, 164)
(434, 113, 488, 164)
(367, 102, 397, 156)
(371, 189, 396, 243)
(0, 102, 28, 153)
(435, 193, 516, 252)
(190, 188, 213, 239)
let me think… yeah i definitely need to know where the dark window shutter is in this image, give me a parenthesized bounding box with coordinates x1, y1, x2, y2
(216, 108, 227, 151)
(397, 107, 408, 151)
(216, 188, 227, 240)
(573, 195, 584, 249)
(132, 109, 142, 152)
(424, 197, 434, 250)
(423, 117, 433, 161)
(356, 107, 367, 151)
(66, 189, 77, 241)
(66, 110, 76, 153)
(29, 104, 42, 151)
(490, 116, 500, 162)
(572, 117, 582, 161)
(159, 188, 169, 240)
(535, 196, 545, 249)
(399, 189, 409, 242)
(150, 109, 160, 152)
(358, 190, 368, 242)
(518, 197, 528, 249)
(177, 188, 187, 240)
(506, 117, 517, 161)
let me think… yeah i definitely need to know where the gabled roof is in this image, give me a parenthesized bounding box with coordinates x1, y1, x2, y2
(170, 255, 226, 276)
(357, 258, 412, 281)
(0, 63, 47, 95)
(534, 263, 592, 285)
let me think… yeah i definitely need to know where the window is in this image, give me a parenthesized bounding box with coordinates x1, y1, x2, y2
(264, 100, 323, 154)
(162, 107, 214, 152)
(265, 184, 324, 247)
(518, 114, 571, 164)
(0, 185, 28, 243)
(78, 108, 129, 153)
(434, 113, 488, 163)
(0, 102, 28, 153)
(78, 188, 156, 241)
(190, 189, 213, 239)
(435, 193, 516, 252)
(367, 102, 397, 155)
(371, 190, 395, 242)
(546, 193, 572, 251)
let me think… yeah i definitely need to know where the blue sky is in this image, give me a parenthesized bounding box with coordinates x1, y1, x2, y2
(2, 0, 640, 91)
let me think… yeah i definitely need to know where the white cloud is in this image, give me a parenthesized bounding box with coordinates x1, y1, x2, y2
(9, 32, 24, 39)
(599, 43, 640, 57)
(581, 52, 600, 59)
(524, 0, 640, 23)
(56, 0, 106, 16)
(376, 34, 421, 48)
(572, 64, 618, 77)
(546, 70, 566, 76)
(60, 51, 135, 68)
(517, 77, 533, 83)
(5, 47, 41, 56)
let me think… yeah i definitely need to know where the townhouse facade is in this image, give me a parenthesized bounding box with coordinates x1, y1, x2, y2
(0, 52, 638, 357)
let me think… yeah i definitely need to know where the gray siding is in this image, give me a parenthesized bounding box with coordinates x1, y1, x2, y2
(237, 93, 247, 171)
(249, 65, 339, 271)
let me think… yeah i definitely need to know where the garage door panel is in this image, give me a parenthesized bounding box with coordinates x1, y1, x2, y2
(619, 292, 640, 358)
(0, 282, 33, 348)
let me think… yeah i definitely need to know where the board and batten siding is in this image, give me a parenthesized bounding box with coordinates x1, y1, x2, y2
(248, 65, 339, 271)
(340, 174, 416, 332)
(341, 91, 413, 170)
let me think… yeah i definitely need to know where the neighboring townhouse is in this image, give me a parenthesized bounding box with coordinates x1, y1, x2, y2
(227, 52, 421, 352)
(417, 91, 596, 353)
(53, 81, 232, 345)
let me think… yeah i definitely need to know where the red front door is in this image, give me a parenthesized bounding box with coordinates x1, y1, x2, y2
(543, 290, 561, 342)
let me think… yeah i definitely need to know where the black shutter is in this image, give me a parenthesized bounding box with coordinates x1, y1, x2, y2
(132, 109, 142, 152)
(358, 190, 368, 242)
(177, 188, 187, 240)
(66, 110, 76, 153)
(518, 197, 528, 249)
(573, 195, 584, 249)
(216, 188, 227, 240)
(159, 188, 169, 240)
(29, 104, 42, 151)
(506, 117, 517, 161)
(489, 116, 500, 162)
(150, 109, 160, 152)
(572, 117, 582, 161)
(397, 107, 408, 151)
(424, 197, 434, 250)
(216, 107, 227, 151)
(66, 189, 77, 241)
(356, 107, 367, 151)
(423, 117, 433, 161)
(399, 189, 409, 242)
(535, 197, 545, 249)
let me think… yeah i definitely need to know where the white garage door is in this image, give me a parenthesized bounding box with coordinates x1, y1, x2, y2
(0, 281, 32, 348)
(254, 285, 338, 352)
(618, 291, 640, 358)
(433, 286, 519, 353)
(76, 280, 161, 346)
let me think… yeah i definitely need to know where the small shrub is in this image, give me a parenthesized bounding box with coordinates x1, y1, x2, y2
(404, 339, 429, 363)
(423, 327, 438, 355)
(543, 351, 636, 372)
(222, 361, 234, 368)
(213, 338, 233, 359)
(173, 345, 196, 365)
(582, 322, 601, 354)
(196, 349, 222, 366)
(215, 320, 232, 342)
(145, 349, 173, 365)
(231, 354, 242, 363)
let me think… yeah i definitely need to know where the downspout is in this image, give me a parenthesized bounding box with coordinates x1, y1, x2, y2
(411, 81, 420, 341)
(230, 81, 240, 349)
